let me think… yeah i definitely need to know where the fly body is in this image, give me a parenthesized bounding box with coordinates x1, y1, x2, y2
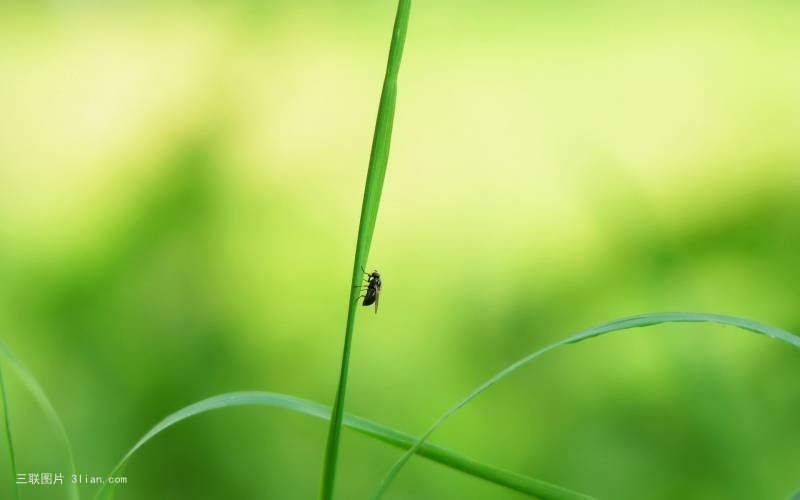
(360, 269, 382, 313)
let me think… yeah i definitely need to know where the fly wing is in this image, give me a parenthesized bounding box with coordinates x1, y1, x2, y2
(373, 286, 380, 313)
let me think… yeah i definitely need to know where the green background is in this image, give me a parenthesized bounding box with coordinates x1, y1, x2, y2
(1, 1, 799, 499)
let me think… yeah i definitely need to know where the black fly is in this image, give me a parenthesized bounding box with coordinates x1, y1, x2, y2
(358, 268, 382, 313)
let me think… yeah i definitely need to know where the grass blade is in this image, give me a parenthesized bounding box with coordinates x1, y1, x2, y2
(372, 312, 800, 499)
(0, 363, 20, 500)
(95, 391, 592, 500)
(321, 1, 412, 499)
(0, 340, 80, 500)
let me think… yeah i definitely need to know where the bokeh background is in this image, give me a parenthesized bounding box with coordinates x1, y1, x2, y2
(1, 1, 800, 499)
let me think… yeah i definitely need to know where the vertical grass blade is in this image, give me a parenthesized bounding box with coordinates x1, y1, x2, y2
(372, 312, 800, 498)
(0, 340, 80, 500)
(320, 1, 412, 499)
(0, 364, 20, 500)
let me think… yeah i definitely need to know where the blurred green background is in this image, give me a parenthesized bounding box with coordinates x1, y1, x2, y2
(1, 1, 800, 499)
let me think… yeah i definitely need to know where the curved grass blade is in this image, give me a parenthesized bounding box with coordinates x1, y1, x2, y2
(95, 391, 593, 500)
(321, 1, 412, 499)
(0, 363, 20, 500)
(0, 340, 80, 500)
(372, 312, 800, 499)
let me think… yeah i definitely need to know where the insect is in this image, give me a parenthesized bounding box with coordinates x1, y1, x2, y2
(357, 268, 382, 313)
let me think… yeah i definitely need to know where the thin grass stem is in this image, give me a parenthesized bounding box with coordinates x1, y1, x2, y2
(0, 363, 19, 500)
(320, 1, 412, 499)
(372, 312, 800, 498)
